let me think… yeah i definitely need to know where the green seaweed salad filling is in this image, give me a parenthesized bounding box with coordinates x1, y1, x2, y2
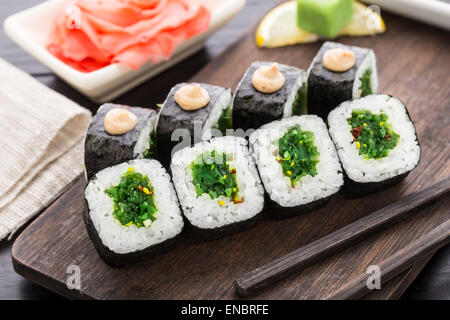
(347, 109, 399, 159)
(277, 126, 320, 187)
(212, 106, 233, 136)
(142, 132, 156, 159)
(292, 85, 307, 115)
(191, 150, 242, 205)
(359, 69, 372, 97)
(105, 168, 157, 228)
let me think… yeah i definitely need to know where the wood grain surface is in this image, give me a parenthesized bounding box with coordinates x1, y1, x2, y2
(327, 220, 450, 299)
(9, 4, 450, 299)
(235, 178, 450, 297)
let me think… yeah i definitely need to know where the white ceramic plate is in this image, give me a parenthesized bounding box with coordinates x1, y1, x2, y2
(4, 0, 246, 103)
(360, 0, 450, 30)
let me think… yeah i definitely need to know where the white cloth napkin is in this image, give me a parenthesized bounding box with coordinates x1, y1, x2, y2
(0, 58, 91, 240)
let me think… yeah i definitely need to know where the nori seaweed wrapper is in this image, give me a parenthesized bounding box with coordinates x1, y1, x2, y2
(233, 61, 305, 131)
(181, 213, 261, 243)
(156, 83, 231, 168)
(339, 171, 411, 198)
(84, 103, 157, 179)
(308, 41, 373, 120)
(82, 198, 179, 267)
(264, 192, 338, 220)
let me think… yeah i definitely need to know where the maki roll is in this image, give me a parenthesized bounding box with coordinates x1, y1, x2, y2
(328, 94, 421, 197)
(85, 103, 158, 179)
(307, 41, 378, 119)
(233, 61, 308, 131)
(250, 115, 343, 219)
(83, 159, 183, 266)
(156, 83, 233, 167)
(171, 136, 265, 242)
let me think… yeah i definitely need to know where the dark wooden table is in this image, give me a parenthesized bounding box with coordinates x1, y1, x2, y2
(0, 0, 448, 300)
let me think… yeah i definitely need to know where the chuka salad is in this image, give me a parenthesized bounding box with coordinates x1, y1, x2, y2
(191, 150, 243, 206)
(276, 126, 320, 187)
(105, 167, 157, 228)
(347, 109, 399, 159)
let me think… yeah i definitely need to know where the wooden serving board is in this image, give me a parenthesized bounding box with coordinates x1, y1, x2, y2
(12, 9, 450, 299)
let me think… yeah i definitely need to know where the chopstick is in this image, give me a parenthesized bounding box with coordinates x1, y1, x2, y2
(235, 176, 450, 297)
(326, 219, 450, 300)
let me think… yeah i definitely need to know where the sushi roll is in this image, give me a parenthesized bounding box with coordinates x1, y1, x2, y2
(233, 61, 308, 131)
(84, 103, 158, 179)
(83, 159, 183, 266)
(328, 94, 421, 197)
(156, 83, 233, 167)
(307, 41, 378, 119)
(250, 115, 343, 219)
(171, 136, 265, 242)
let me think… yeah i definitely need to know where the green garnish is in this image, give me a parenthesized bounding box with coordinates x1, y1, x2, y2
(277, 126, 320, 187)
(213, 106, 233, 136)
(142, 132, 156, 159)
(359, 69, 372, 97)
(191, 150, 241, 203)
(347, 109, 399, 159)
(105, 167, 157, 228)
(292, 85, 307, 115)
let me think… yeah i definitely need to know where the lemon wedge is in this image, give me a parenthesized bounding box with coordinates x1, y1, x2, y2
(256, 1, 385, 48)
(255, 0, 318, 48)
(340, 1, 386, 36)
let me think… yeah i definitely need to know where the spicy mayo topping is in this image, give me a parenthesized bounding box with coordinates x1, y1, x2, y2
(104, 108, 138, 135)
(252, 63, 286, 93)
(322, 48, 356, 72)
(174, 84, 210, 110)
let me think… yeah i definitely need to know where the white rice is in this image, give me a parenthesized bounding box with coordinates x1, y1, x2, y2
(282, 70, 308, 118)
(202, 88, 233, 140)
(171, 136, 265, 229)
(328, 94, 421, 183)
(133, 112, 158, 158)
(352, 50, 379, 98)
(84, 159, 183, 254)
(249, 115, 343, 208)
